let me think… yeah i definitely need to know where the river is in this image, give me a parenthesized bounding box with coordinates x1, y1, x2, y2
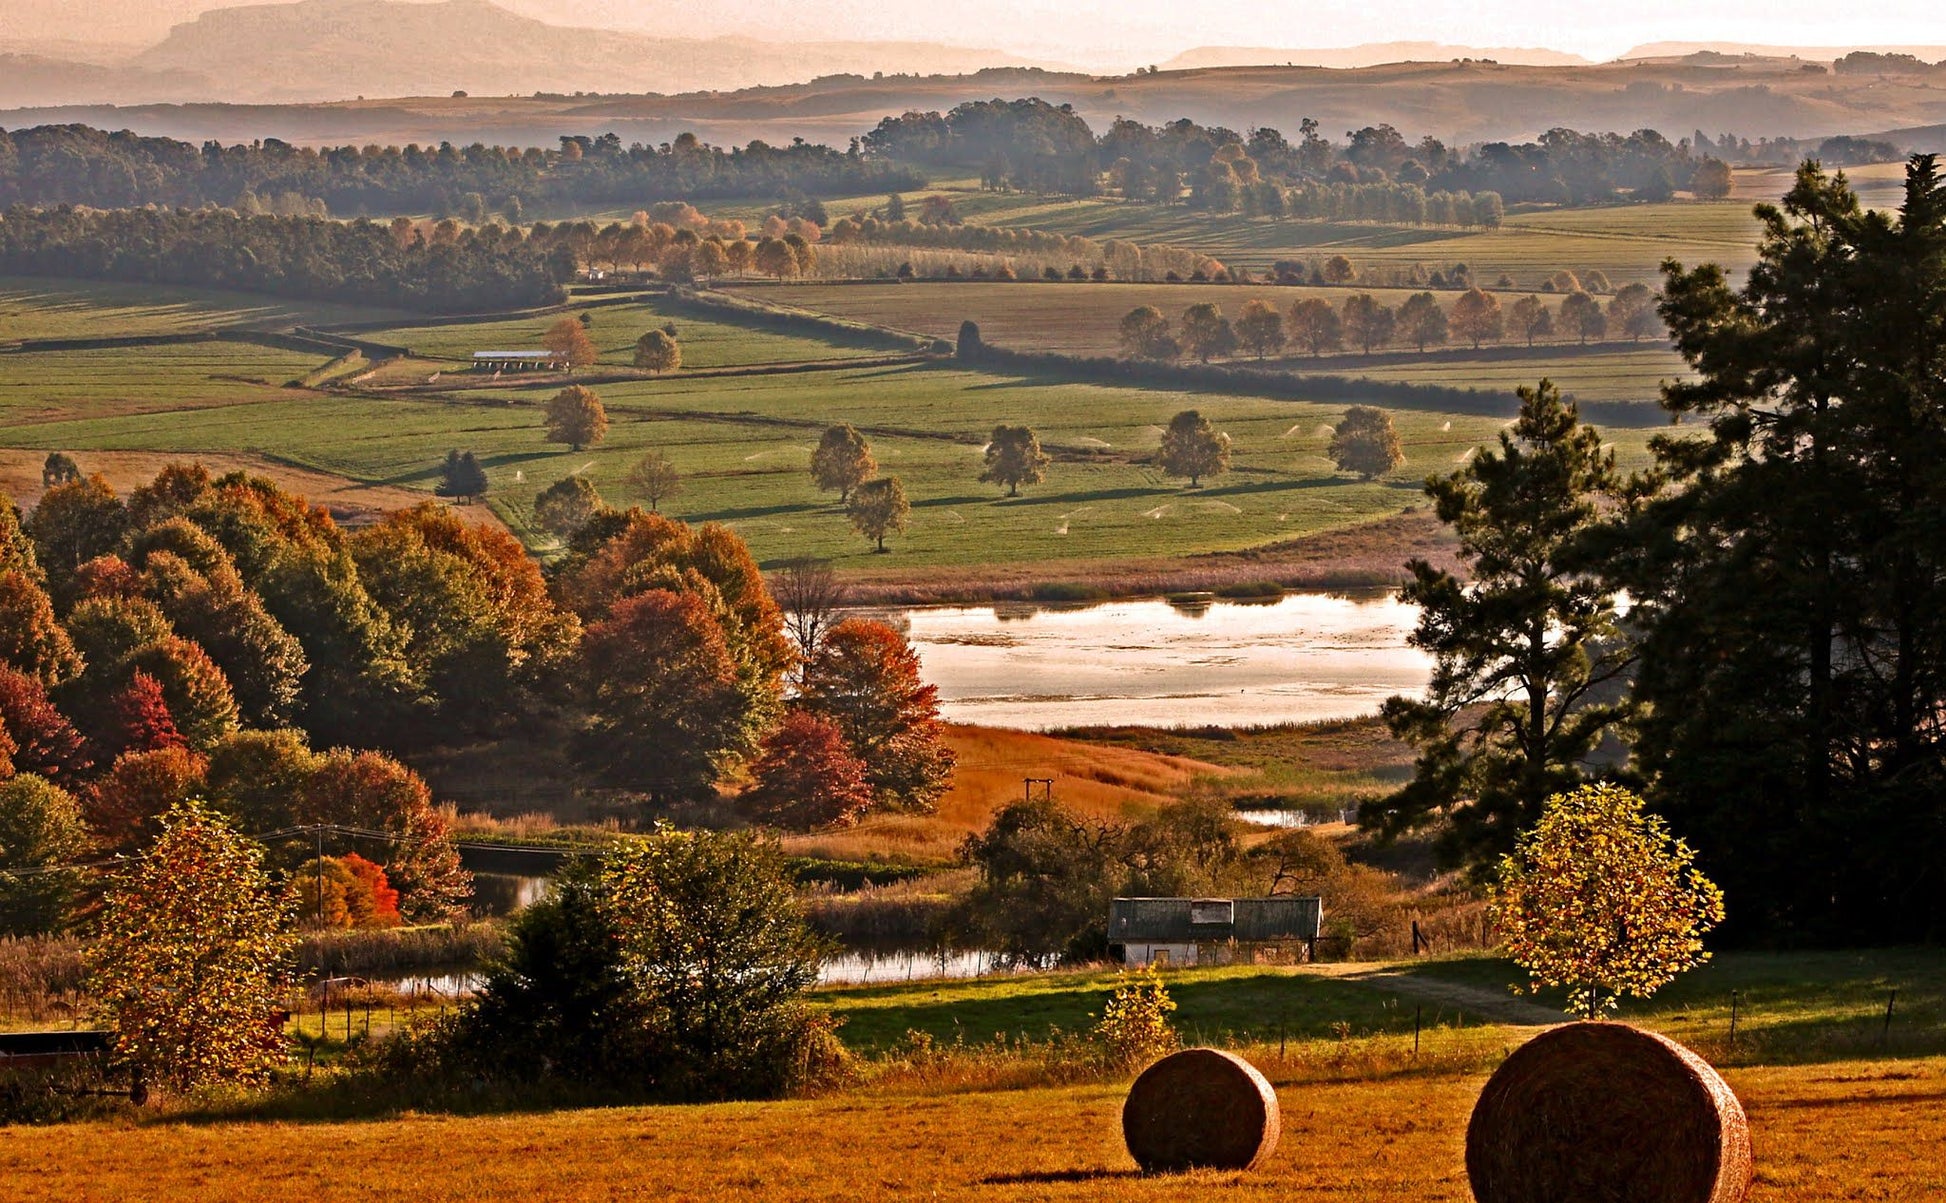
(870, 591, 1431, 731)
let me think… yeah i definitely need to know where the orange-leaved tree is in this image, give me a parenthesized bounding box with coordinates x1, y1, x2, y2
(799, 619, 955, 813)
(88, 800, 295, 1095)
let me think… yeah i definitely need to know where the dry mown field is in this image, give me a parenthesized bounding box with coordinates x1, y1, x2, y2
(2, 1056, 1938, 1201)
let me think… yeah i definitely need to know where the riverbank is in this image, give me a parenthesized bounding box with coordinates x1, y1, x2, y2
(827, 510, 1458, 607)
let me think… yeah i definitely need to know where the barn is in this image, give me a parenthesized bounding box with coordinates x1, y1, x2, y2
(1109, 896, 1323, 967)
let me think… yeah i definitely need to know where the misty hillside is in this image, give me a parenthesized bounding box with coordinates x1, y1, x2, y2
(14, 0, 1057, 104)
(1161, 43, 1592, 70)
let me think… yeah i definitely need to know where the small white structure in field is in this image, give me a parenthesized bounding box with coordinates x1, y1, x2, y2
(472, 350, 562, 372)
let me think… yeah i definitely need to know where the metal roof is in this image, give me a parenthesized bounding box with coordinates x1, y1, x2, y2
(1109, 896, 1322, 943)
(472, 350, 556, 359)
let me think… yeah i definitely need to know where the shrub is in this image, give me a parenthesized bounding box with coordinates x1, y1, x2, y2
(1092, 965, 1179, 1069)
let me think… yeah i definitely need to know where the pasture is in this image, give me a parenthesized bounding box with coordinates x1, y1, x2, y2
(1, 278, 1666, 580)
(735, 281, 1690, 403)
(0, 276, 407, 340)
(5, 951, 1943, 1201)
(363, 295, 891, 370)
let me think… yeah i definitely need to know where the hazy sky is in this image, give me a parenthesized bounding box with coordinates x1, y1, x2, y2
(6, 0, 1943, 65)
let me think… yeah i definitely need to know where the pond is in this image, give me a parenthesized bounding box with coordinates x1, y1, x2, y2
(871, 592, 1431, 731)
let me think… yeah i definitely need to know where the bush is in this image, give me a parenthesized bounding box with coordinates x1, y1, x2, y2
(1092, 966, 1179, 1068)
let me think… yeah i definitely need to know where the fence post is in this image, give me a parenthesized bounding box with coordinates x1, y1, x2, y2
(1729, 990, 1739, 1049)
(1882, 989, 1898, 1047)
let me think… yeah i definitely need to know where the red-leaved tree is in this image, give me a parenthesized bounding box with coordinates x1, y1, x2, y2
(799, 619, 956, 813)
(0, 666, 89, 784)
(742, 711, 875, 830)
(109, 672, 187, 757)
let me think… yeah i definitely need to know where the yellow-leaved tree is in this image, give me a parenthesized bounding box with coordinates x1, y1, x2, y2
(1489, 784, 1724, 1020)
(88, 800, 295, 1096)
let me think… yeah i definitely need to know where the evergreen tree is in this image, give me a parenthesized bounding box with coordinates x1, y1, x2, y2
(1368, 381, 1630, 870)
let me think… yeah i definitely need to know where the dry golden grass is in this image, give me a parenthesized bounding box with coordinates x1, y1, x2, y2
(2, 1055, 1938, 1201)
(0, 449, 507, 532)
(778, 723, 1231, 863)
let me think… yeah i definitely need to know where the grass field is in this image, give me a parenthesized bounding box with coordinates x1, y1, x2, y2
(0, 341, 342, 426)
(364, 296, 890, 370)
(0, 277, 407, 340)
(5, 952, 1942, 1200)
(7, 360, 1572, 570)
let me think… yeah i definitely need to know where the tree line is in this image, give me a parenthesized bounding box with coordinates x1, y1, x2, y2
(0, 125, 922, 216)
(1370, 156, 1946, 944)
(860, 102, 1799, 206)
(0, 205, 572, 312)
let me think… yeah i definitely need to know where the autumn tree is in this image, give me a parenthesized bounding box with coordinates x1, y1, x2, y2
(810, 424, 876, 503)
(1606, 282, 1661, 341)
(1509, 294, 1553, 346)
(577, 590, 761, 802)
(1368, 381, 1630, 869)
(1157, 410, 1230, 488)
(1692, 157, 1733, 200)
(107, 672, 188, 758)
(1322, 254, 1357, 283)
(90, 801, 293, 1096)
(1234, 299, 1286, 358)
(1491, 785, 1724, 1019)
(1179, 302, 1238, 362)
(1328, 406, 1406, 479)
(1397, 291, 1449, 352)
(1118, 306, 1178, 360)
(0, 667, 88, 784)
(1450, 288, 1505, 349)
(1342, 293, 1396, 354)
(0, 774, 88, 936)
(543, 316, 599, 372)
(1287, 297, 1344, 356)
(741, 710, 876, 830)
(980, 425, 1051, 497)
(543, 384, 609, 452)
(0, 570, 81, 685)
(300, 749, 469, 920)
(633, 329, 682, 372)
(624, 450, 682, 512)
(534, 475, 605, 538)
(23, 473, 125, 583)
(800, 619, 956, 812)
(1559, 290, 1606, 343)
(846, 477, 911, 553)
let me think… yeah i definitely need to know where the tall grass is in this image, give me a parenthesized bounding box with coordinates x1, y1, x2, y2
(298, 923, 507, 980)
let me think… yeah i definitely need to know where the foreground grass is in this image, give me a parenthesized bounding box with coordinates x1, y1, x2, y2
(1, 1056, 1937, 1200)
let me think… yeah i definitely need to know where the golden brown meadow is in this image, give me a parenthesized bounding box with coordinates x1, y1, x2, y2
(1, 1054, 1939, 1201)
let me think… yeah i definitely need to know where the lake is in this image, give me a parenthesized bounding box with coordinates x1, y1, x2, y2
(872, 591, 1431, 731)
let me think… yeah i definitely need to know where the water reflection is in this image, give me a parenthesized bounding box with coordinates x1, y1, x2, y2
(876, 592, 1433, 730)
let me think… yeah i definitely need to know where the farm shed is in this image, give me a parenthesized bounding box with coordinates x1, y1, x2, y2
(471, 350, 562, 371)
(1109, 896, 1323, 967)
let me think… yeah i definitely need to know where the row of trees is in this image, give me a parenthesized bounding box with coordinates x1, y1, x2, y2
(1370, 156, 1946, 943)
(0, 205, 571, 312)
(1118, 287, 1662, 363)
(861, 104, 1766, 205)
(0, 125, 921, 215)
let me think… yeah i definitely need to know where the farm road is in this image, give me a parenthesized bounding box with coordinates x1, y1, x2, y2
(1309, 962, 1563, 1026)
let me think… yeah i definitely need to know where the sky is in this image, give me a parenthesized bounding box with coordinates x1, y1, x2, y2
(5, 0, 1943, 66)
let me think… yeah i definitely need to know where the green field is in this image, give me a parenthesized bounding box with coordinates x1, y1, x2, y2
(0, 277, 407, 341)
(365, 296, 890, 370)
(0, 341, 338, 425)
(9, 362, 1583, 568)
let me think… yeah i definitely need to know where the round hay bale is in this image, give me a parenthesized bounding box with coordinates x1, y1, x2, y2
(1466, 1022, 1752, 1203)
(1121, 1047, 1280, 1173)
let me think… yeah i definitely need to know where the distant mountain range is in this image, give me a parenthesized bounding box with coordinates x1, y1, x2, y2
(1621, 42, 1946, 62)
(0, 0, 1075, 106)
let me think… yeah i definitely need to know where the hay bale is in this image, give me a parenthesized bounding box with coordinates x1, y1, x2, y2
(1121, 1047, 1280, 1173)
(1466, 1022, 1752, 1203)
